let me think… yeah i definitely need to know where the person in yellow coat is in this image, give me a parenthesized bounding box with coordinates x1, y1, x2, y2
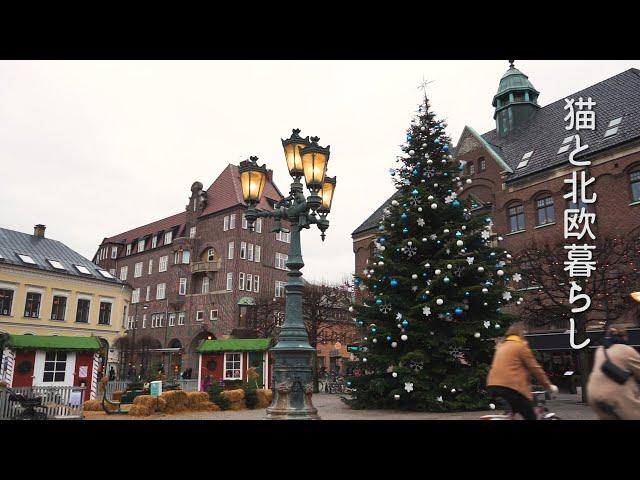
(587, 324, 640, 420)
(486, 321, 558, 420)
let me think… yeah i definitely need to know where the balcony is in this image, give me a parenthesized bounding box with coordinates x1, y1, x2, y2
(190, 259, 222, 274)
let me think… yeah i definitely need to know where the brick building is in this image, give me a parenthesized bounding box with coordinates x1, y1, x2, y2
(353, 65, 640, 385)
(93, 164, 290, 376)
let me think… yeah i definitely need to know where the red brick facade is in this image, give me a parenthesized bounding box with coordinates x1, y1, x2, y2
(94, 164, 291, 371)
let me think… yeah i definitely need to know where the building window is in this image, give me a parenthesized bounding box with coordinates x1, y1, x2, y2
(169, 313, 176, 326)
(76, 299, 90, 323)
(126, 244, 132, 256)
(224, 352, 242, 380)
(174, 251, 180, 264)
(246, 274, 253, 292)
(164, 231, 173, 245)
(567, 196, 589, 212)
(255, 246, 261, 263)
(99, 301, 112, 325)
(189, 226, 197, 239)
(248, 244, 254, 262)
(276, 231, 291, 243)
(229, 214, 236, 230)
(275, 253, 288, 270)
(148, 259, 153, 275)
(109, 268, 116, 276)
(137, 239, 145, 253)
(157, 283, 166, 300)
(536, 195, 555, 226)
(182, 250, 191, 264)
(42, 352, 67, 383)
(0, 289, 14, 316)
(159, 255, 168, 272)
(120, 266, 128, 281)
(132, 288, 140, 304)
(210, 309, 219, 321)
(275, 281, 286, 298)
(242, 214, 248, 230)
(224, 216, 229, 231)
(134, 262, 143, 278)
(196, 310, 204, 322)
(142, 314, 147, 328)
(151, 236, 157, 249)
(226, 272, 233, 291)
(111, 246, 118, 259)
(508, 203, 525, 232)
(202, 277, 209, 294)
(51, 295, 67, 321)
(228, 242, 234, 260)
(240, 242, 247, 259)
(179, 278, 187, 296)
(256, 218, 262, 234)
(24, 292, 41, 318)
(146, 286, 151, 302)
(467, 161, 475, 176)
(239, 272, 245, 291)
(207, 248, 215, 262)
(254, 275, 260, 293)
(178, 312, 185, 325)
(631, 171, 640, 202)
(479, 157, 486, 172)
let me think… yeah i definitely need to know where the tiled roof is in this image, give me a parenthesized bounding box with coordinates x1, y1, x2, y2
(104, 211, 186, 244)
(6, 334, 102, 351)
(0, 227, 123, 284)
(351, 191, 401, 237)
(103, 164, 284, 245)
(481, 68, 640, 182)
(197, 338, 272, 353)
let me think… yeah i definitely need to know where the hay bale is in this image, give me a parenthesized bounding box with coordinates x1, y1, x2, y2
(161, 390, 188, 413)
(227, 400, 247, 411)
(112, 391, 123, 402)
(128, 404, 152, 417)
(83, 400, 102, 411)
(256, 389, 273, 408)
(133, 395, 166, 412)
(221, 389, 244, 403)
(186, 391, 209, 410)
(203, 401, 221, 412)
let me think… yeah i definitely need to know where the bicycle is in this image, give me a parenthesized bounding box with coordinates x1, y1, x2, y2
(480, 390, 561, 420)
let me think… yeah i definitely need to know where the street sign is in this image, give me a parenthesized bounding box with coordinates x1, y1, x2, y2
(150, 381, 162, 397)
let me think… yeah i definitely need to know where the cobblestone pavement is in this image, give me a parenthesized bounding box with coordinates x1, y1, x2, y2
(84, 392, 597, 420)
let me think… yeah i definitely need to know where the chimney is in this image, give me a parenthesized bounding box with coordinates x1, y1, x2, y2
(266, 169, 273, 182)
(34, 224, 46, 238)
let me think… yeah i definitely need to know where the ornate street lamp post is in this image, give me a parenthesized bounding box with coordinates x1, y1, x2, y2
(240, 129, 336, 420)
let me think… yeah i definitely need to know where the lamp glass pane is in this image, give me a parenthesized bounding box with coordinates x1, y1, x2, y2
(284, 143, 305, 175)
(321, 180, 335, 210)
(302, 150, 328, 188)
(241, 170, 266, 202)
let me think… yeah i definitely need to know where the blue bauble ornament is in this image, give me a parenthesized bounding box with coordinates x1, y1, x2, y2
(485, 217, 492, 223)
(403, 228, 409, 235)
(386, 336, 392, 341)
(444, 172, 449, 177)
(455, 307, 464, 316)
(401, 320, 409, 327)
(443, 277, 450, 283)
(452, 200, 460, 208)
(379, 237, 386, 244)
(490, 252, 496, 256)
(443, 145, 449, 152)
(420, 294, 428, 301)
(378, 225, 385, 231)
(412, 189, 419, 196)
(464, 291, 470, 296)
(422, 273, 428, 277)
(390, 279, 399, 287)
(434, 139, 441, 145)
(375, 298, 383, 305)
(455, 231, 462, 238)
(358, 321, 364, 325)
(437, 240, 441, 244)
(401, 213, 408, 221)
(413, 170, 419, 176)
(354, 278, 361, 285)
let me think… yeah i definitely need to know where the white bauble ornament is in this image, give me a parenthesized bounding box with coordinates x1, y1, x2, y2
(422, 238, 427, 242)
(434, 183, 439, 187)
(482, 288, 488, 293)
(409, 150, 415, 155)
(498, 236, 504, 241)
(425, 263, 431, 268)
(391, 342, 398, 348)
(411, 274, 418, 280)
(443, 229, 450, 233)
(348, 306, 354, 313)
(451, 388, 456, 393)
(401, 335, 408, 341)
(362, 358, 367, 362)
(477, 266, 485, 273)
(418, 207, 423, 212)
(431, 203, 438, 210)
(495, 324, 501, 329)
(474, 332, 480, 338)
(447, 264, 452, 269)
(483, 302, 488, 306)
(394, 394, 400, 400)
(497, 270, 504, 276)
(391, 200, 399, 206)
(456, 240, 463, 247)
(427, 195, 434, 200)
(435, 269, 442, 275)
(380, 246, 386, 251)
(461, 226, 466, 230)
(436, 298, 444, 305)
(489, 403, 496, 410)
(372, 339, 377, 343)
(427, 159, 433, 164)
(466, 179, 472, 184)
(392, 372, 398, 377)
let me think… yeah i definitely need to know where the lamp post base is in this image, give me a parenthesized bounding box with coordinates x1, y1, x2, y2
(265, 348, 321, 420)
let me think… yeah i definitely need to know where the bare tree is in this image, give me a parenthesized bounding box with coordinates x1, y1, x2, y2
(515, 233, 640, 401)
(249, 295, 286, 340)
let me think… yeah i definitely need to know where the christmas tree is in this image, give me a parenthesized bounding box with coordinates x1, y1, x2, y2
(345, 94, 519, 411)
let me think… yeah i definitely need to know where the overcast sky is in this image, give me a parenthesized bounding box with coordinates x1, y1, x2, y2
(1, 60, 638, 283)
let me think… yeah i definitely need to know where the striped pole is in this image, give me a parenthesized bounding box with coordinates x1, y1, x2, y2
(1, 348, 15, 387)
(90, 353, 100, 400)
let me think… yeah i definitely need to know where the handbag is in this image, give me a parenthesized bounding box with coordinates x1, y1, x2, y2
(601, 346, 632, 385)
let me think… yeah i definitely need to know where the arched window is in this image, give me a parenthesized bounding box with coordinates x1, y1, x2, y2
(207, 248, 215, 262)
(507, 202, 525, 233)
(478, 157, 486, 172)
(535, 194, 555, 226)
(630, 170, 640, 202)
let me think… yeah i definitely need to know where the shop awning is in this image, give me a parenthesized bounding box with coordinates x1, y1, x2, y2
(6, 334, 102, 351)
(526, 328, 640, 351)
(197, 338, 271, 353)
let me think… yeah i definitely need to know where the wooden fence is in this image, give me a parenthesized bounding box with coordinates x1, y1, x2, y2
(0, 386, 85, 420)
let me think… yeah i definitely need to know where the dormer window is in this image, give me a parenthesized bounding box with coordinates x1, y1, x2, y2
(517, 151, 533, 169)
(18, 254, 36, 265)
(164, 231, 173, 245)
(137, 239, 145, 253)
(151, 236, 158, 249)
(126, 244, 132, 256)
(74, 265, 92, 275)
(47, 260, 66, 270)
(604, 117, 622, 138)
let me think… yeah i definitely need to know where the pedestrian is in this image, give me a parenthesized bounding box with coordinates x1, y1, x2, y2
(486, 321, 558, 420)
(587, 324, 640, 420)
(202, 374, 212, 392)
(108, 366, 116, 381)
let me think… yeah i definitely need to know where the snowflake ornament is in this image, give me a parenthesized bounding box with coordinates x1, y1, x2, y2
(379, 304, 392, 314)
(484, 321, 491, 329)
(410, 196, 422, 207)
(403, 246, 417, 257)
(404, 382, 414, 393)
(436, 396, 444, 403)
(502, 291, 513, 301)
(417, 218, 425, 227)
(408, 360, 424, 372)
(512, 273, 522, 283)
(396, 312, 403, 320)
(481, 230, 491, 240)
(466, 256, 475, 265)
(449, 346, 464, 359)
(422, 306, 431, 316)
